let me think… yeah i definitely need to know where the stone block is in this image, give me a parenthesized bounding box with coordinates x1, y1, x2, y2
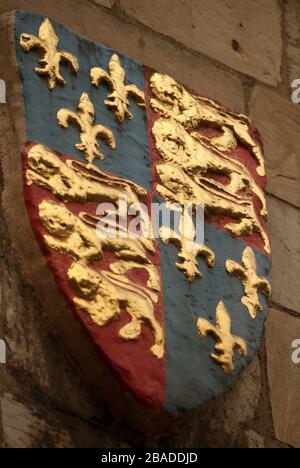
(265, 308, 300, 448)
(250, 86, 300, 208)
(121, 0, 282, 84)
(267, 196, 300, 314)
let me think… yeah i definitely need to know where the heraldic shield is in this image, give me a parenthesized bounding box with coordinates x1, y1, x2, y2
(1, 11, 271, 419)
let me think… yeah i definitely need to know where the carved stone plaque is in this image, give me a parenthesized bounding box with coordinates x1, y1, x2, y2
(0, 10, 271, 427)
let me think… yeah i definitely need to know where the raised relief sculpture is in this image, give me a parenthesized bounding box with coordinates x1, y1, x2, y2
(20, 18, 79, 90)
(197, 301, 247, 374)
(150, 73, 265, 176)
(91, 54, 145, 122)
(11, 11, 272, 414)
(27, 145, 164, 358)
(150, 73, 270, 284)
(160, 207, 215, 281)
(39, 200, 164, 359)
(152, 117, 269, 255)
(57, 93, 116, 163)
(226, 247, 271, 319)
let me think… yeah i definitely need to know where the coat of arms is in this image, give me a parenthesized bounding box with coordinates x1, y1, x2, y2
(1, 11, 271, 423)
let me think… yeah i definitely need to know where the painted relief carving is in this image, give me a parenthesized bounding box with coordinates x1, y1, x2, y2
(150, 73, 265, 176)
(26, 145, 164, 358)
(20, 18, 79, 90)
(160, 207, 215, 281)
(26, 144, 146, 205)
(57, 93, 116, 163)
(68, 263, 164, 359)
(91, 53, 145, 122)
(150, 73, 270, 284)
(12, 11, 272, 411)
(152, 117, 270, 256)
(226, 247, 271, 319)
(197, 301, 248, 374)
(149, 72, 270, 375)
(38, 200, 164, 359)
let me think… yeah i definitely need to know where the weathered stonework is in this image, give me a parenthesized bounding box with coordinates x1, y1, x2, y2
(137, 32, 245, 112)
(268, 197, 300, 315)
(1, 394, 74, 448)
(239, 430, 265, 449)
(266, 308, 300, 448)
(285, 0, 300, 83)
(93, 0, 114, 8)
(0, 370, 131, 448)
(196, 356, 261, 448)
(120, 0, 282, 85)
(250, 86, 300, 208)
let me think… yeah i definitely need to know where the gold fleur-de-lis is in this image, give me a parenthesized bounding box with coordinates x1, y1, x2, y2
(197, 301, 247, 374)
(225, 246, 271, 319)
(57, 92, 116, 164)
(160, 207, 215, 281)
(91, 53, 145, 122)
(20, 18, 79, 90)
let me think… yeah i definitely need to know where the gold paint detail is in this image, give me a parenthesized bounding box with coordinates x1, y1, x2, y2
(160, 207, 215, 281)
(154, 118, 267, 217)
(39, 199, 151, 264)
(91, 53, 145, 122)
(68, 263, 164, 359)
(110, 260, 160, 292)
(38, 199, 163, 359)
(226, 247, 271, 319)
(196, 126, 237, 152)
(150, 73, 265, 176)
(27, 144, 147, 206)
(197, 301, 247, 374)
(57, 92, 116, 163)
(20, 18, 79, 90)
(27, 145, 163, 358)
(152, 117, 270, 255)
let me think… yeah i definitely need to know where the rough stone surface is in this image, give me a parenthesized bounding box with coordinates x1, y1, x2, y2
(267, 196, 300, 315)
(0, 370, 130, 448)
(196, 356, 261, 448)
(92, 0, 114, 8)
(265, 308, 300, 448)
(1, 393, 74, 448)
(250, 86, 300, 208)
(140, 356, 261, 448)
(141, 30, 245, 112)
(242, 430, 265, 448)
(120, 0, 282, 85)
(285, 0, 300, 83)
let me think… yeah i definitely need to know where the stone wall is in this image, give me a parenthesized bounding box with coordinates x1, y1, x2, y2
(0, 0, 299, 448)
